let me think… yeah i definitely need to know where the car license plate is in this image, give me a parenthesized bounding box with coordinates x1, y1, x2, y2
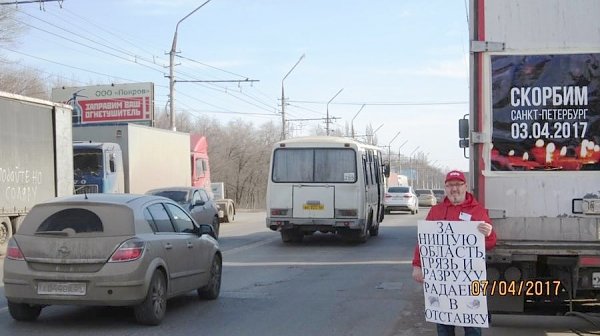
(37, 282, 86, 296)
(593, 273, 600, 288)
(303, 204, 324, 210)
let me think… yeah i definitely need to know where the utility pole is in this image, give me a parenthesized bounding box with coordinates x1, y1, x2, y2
(326, 88, 344, 136)
(281, 54, 305, 140)
(169, 0, 211, 131)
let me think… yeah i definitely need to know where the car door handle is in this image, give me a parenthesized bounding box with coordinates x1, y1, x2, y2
(187, 242, 194, 248)
(164, 243, 173, 250)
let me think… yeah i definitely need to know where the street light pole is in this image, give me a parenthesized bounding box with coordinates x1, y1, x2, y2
(409, 146, 420, 187)
(387, 131, 401, 164)
(326, 88, 344, 136)
(351, 104, 365, 139)
(169, 0, 212, 131)
(281, 54, 305, 140)
(369, 123, 384, 144)
(397, 139, 408, 170)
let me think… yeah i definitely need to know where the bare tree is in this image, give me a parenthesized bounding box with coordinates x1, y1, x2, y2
(158, 111, 279, 209)
(0, 7, 49, 97)
(0, 65, 48, 99)
(0, 7, 24, 57)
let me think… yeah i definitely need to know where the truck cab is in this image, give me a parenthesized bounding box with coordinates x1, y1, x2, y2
(73, 142, 124, 194)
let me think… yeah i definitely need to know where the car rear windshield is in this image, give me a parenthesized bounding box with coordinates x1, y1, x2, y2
(433, 190, 445, 196)
(19, 204, 135, 236)
(388, 187, 409, 193)
(37, 208, 103, 233)
(415, 189, 430, 196)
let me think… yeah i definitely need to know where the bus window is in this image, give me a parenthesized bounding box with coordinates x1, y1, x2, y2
(273, 148, 356, 183)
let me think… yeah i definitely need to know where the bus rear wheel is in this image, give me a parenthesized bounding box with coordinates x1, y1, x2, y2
(281, 229, 303, 243)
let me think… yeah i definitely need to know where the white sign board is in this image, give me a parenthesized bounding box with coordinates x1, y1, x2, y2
(418, 220, 489, 328)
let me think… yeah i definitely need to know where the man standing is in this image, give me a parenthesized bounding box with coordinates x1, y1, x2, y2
(412, 170, 497, 336)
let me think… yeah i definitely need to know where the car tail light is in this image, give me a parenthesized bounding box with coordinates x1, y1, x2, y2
(403, 195, 412, 198)
(580, 256, 600, 267)
(109, 239, 145, 263)
(6, 238, 24, 261)
(270, 208, 289, 216)
(385, 193, 392, 198)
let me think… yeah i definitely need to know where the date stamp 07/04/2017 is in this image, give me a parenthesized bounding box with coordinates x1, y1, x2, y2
(470, 280, 562, 296)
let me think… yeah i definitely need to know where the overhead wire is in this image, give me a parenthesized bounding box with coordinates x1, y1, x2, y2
(17, 8, 165, 69)
(10, 17, 167, 75)
(287, 100, 468, 106)
(10, 6, 279, 117)
(1, 48, 272, 118)
(60, 6, 280, 114)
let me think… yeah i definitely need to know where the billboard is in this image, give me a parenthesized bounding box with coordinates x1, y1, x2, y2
(52, 82, 154, 125)
(491, 54, 600, 171)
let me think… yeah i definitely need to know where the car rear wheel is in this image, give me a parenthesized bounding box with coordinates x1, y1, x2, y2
(134, 270, 166, 325)
(198, 254, 222, 300)
(8, 301, 42, 321)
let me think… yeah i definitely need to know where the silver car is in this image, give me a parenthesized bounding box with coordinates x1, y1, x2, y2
(3, 194, 222, 325)
(384, 186, 418, 214)
(415, 189, 438, 207)
(146, 187, 221, 238)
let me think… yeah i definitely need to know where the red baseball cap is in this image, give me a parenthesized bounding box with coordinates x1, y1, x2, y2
(445, 170, 466, 183)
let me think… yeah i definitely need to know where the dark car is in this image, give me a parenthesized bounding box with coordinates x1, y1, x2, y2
(146, 187, 221, 238)
(4, 194, 222, 325)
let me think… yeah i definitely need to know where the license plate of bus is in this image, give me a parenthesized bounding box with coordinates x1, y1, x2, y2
(37, 281, 86, 296)
(303, 204, 324, 210)
(593, 273, 600, 288)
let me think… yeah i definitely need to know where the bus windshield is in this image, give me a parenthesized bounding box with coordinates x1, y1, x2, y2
(272, 148, 356, 183)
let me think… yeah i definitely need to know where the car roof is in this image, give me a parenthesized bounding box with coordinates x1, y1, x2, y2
(146, 186, 200, 193)
(43, 193, 164, 206)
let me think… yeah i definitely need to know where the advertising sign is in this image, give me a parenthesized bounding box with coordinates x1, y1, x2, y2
(418, 220, 489, 328)
(52, 83, 154, 125)
(491, 54, 600, 171)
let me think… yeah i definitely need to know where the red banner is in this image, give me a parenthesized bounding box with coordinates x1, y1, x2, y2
(79, 97, 147, 123)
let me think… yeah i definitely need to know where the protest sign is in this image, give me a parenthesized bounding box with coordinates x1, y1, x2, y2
(418, 220, 489, 328)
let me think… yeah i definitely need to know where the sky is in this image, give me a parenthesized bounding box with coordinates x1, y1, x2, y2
(5, 0, 472, 172)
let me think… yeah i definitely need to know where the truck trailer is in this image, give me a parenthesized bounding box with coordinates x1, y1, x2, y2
(463, 0, 600, 313)
(73, 124, 191, 194)
(0, 91, 73, 255)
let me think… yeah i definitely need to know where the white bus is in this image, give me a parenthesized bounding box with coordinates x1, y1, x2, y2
(266, 136, 390, 243)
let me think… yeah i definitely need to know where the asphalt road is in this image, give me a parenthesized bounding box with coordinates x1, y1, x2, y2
(1, 209, 600, 335)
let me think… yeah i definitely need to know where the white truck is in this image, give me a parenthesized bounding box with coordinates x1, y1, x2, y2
(462, 0, 600, 313)
(0, 91, 73, 255)
(72, 124, 191, 194)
